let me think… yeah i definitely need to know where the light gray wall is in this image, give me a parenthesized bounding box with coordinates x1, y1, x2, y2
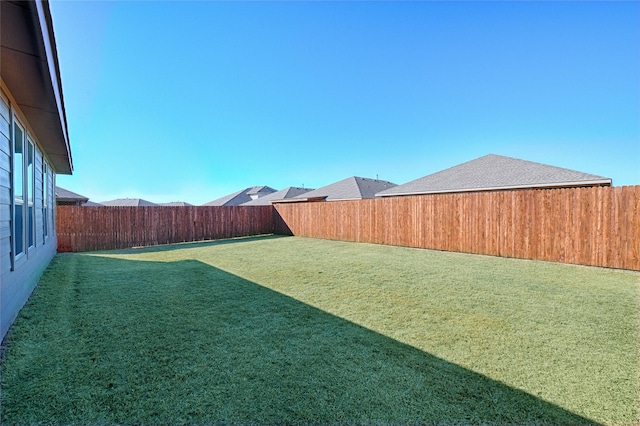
(0, 88, 57, 341)
(1, 93, 11, 279)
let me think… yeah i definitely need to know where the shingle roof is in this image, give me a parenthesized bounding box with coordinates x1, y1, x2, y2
(84, 201, 103, 206)
(295, 176, 397, 201)
(247, 186, 275, 196)
(158, 202, 194, 206)
(202, 186, 277, 206)
(55, 186, 89, 203)
(377, 154, 612, 197)
(242, 187, 313, 206)
(99, 198, 158, 207)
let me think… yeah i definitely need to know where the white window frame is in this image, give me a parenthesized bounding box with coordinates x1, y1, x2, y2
(11, 116, 26, 266)
(26, 136, 35, 251)
(42, 159, 49, 243)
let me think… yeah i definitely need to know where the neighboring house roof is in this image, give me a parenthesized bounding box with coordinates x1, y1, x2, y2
(242, 187, 314, 206)
(84, 201, 103, 206)
(0, 1, 72, 174)
(202, 186, 277, 206)
(377, 154, 613, 197)
(99, 198, 159, 207)
(247, 186, 275, 196)
(55, 186, 89, 204)
(294, 177, 397, 201)
(158, 202, 194, 206)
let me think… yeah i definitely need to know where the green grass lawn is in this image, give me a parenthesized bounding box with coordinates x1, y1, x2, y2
(1, 235, 638, 425)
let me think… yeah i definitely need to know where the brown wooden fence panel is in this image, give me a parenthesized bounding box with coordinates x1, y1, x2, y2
(58, 186, 640, 270)
(57, 206, 274, 252)
(273, 186, 640, 271)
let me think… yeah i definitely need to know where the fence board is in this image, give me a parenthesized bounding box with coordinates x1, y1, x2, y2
(631, 186, 640, 269)
(58, 186, 640, 270)
(57, 206, 274, 252)
(274, 186, 640, 271)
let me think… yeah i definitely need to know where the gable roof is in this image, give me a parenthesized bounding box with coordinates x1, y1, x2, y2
(202, 186, 277, 206)
(247, 186, 275, 196)
(55, 186, 89, 204)
(99, 198, 158, 207)
(158, 201, 194, 207)
(295, 176, 397, 201)
(84, 201, 103, 207)
(377, 154, 612, 197)
(242, 187, 313, 206)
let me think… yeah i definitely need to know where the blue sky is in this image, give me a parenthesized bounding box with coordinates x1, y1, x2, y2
(51, 1, 639, 205)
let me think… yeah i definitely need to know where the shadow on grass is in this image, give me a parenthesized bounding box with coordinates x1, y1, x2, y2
(100, 233, 289, 256)
(1, 254, 598, 425)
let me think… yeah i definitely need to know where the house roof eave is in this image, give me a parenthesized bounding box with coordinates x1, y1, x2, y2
(376, 179, 613, 197)
(1, 0, 73, 174)
(271, 196, 328, 204)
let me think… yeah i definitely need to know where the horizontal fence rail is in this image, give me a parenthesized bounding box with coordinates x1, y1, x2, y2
(57, 206, 274, 252)
(274, 186, 640, 271)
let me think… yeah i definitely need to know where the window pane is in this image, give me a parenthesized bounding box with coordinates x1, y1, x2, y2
(13, 125, 23, 199)
(13, 122, 24, 256)
(28, 141, 33, 203)
(15, 203, 23, 255)
(43, 207, 48, 239)
(43, 162, 48, 239)
(27, 140, 34, 247)
(28, 205, 33, 247)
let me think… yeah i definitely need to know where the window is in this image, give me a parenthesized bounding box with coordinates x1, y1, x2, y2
(10, 113, 48, 261)
(51, 172, 55, 235)
(43, 161, 48, 241)
(27, 138, 34, 248)
(13, 120, 24, 257)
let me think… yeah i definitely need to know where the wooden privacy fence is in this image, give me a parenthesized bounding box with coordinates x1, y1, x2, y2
(57, 186, 639, 270)
(274, 186, 640, 271)
(57, 206, 274, 252)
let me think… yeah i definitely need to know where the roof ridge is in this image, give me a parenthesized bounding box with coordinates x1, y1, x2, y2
(377, 154, 611, 197)
(481, 154, 612, 181)
(282, 187, 294, 198)
(348, 176, 365, 198)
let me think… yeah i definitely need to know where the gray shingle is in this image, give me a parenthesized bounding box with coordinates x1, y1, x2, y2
(202, 186, 277, 206)
(99, 198, 158, 206)
(377, 154, 612, 197)
(158, 201, 194, 206)
(296, 177, 397, 201)
(247, 186, 276, 196)
(55, 186, 89, 204)
(242, 187, 313, 205)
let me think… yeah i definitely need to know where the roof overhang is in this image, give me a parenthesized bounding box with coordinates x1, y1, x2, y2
(1, 0, 73, 174)
(57, 196, 88, 204)
(272, 196, 328, 204)
(376, 179, 613, 197)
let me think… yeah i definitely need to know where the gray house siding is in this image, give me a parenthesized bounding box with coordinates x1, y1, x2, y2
(0, 0, 71, 341)
(1, 94, 12, 279)
(0, 87, 57, 340)
(1, 241, 56, 340)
